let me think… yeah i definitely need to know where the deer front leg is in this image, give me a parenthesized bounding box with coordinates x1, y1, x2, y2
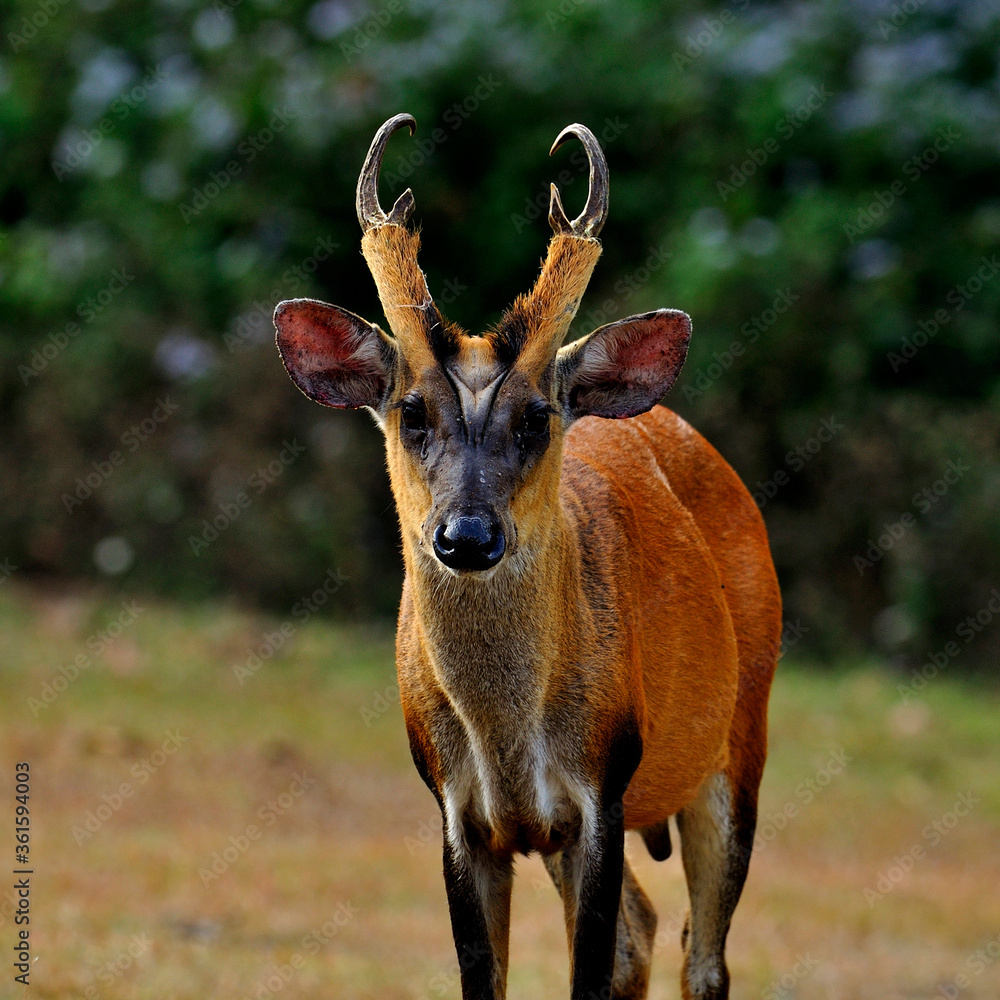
(564, 732, 643, 1000)
(441, 828, 513, 1000)
(563, 797, 628, 1000)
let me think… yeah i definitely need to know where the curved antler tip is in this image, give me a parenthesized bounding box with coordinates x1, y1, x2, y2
(399, 112, 418, 135)
(381, 112, 417, 133)
(546, 122, 608, 239)
(549, 122, 586, 157)
(357, 114, 419, 233)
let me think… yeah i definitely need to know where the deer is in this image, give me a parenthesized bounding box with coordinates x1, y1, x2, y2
(274, 114, 782, 1000)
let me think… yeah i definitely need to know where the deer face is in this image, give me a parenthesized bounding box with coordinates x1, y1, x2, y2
(275, 116, 691, 576)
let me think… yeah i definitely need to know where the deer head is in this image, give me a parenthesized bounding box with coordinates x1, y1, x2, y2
(275, 114, 691, 576)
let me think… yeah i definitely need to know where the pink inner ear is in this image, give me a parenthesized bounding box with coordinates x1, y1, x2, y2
(274, 298, 389, 409)
(566, 309, 692, 420)
(275, 299, 366, 375)
(611, 311, 690, 378)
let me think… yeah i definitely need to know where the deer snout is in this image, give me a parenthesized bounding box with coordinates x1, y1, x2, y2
(432, 514, 506, 572)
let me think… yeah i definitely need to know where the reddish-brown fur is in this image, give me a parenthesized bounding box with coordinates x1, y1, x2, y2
(274, 115, 782, 1000)
(389, 398, 781, 831)
(564, 410, 780, 829)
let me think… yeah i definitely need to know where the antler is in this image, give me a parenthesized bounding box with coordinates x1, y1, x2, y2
(357, 114, 455, 363)
(491, 124, 607, 369)
(357, 113, 417, 231)
(548, 124, 609, 239)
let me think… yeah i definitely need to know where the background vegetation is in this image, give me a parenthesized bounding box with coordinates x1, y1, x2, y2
(1, 0, 999, 670)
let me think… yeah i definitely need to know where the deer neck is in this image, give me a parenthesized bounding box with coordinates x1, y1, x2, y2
(402, 503, 580, 730)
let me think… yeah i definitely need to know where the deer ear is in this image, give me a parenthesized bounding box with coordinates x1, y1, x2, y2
(555, 308, 691, 420)
(274, 298, 398, 413)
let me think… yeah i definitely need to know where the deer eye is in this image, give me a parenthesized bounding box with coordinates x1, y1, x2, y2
(399, 397, 427, 433)
(519, 404, 551, 437)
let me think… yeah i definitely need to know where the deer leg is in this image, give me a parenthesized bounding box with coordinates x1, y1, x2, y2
(441, 832, 513, 1000)
(612, 858, 658, 998)
(540, 731, 643, 1000)
(542, 851, 576, 951)
(675, 772, 756, 1000)
(565, 806, 627, 1000)
(544, 848, 657, 1000)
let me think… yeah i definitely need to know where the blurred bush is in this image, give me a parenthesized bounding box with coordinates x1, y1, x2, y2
(1, 0, 998, 668)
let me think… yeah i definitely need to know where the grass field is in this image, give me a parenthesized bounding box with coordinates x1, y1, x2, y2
(1, 582, 998, 1000)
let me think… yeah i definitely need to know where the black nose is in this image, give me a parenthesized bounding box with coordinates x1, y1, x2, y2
(432, 515, 506, 571)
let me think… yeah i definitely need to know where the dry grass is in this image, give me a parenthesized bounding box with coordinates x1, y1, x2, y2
(1, 583, 998, 1000)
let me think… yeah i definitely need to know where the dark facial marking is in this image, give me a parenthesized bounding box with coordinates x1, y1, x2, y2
(424, 306, 461, 364)
(486, 311, 531, 366)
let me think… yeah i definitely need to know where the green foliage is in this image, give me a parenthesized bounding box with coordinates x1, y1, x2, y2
(1, 0, 998, 666)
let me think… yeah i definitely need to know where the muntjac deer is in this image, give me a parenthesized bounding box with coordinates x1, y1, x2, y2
(274, 114, 782, 1000)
